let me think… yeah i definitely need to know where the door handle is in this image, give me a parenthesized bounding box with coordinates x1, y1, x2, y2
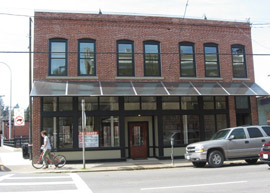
(245, 141, 249, 144)
(262, 139, 266, 143)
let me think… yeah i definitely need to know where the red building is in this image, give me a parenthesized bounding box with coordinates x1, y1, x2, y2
(31, 11, 268, 161)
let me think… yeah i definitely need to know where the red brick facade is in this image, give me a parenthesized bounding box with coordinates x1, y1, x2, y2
(32, 11, 259, 158)
(34, 12, 254, 82)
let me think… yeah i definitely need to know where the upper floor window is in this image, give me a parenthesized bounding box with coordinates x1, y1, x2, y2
(144, 41, 161, 76)
(117, 40, 134, 76)
(78, 39, 96, 76)
(179, 42, 196, 77)
(231, 45, 247, 78)
(204, 43, 220, 77)
(49, 38, 67, 76)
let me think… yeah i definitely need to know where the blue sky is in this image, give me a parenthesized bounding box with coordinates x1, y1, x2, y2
(0, 0, 270, 108)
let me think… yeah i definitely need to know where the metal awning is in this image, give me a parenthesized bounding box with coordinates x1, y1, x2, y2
(30, 81, 269, 97)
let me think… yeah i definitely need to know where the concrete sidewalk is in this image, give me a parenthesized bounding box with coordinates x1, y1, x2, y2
(0, 145, 192, 174)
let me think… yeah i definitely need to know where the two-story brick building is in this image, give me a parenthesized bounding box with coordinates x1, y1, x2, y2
(31, 11, 268, 161)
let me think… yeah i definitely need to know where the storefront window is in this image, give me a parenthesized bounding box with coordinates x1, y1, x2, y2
(204, 115, 215, 140)
(100, 97, 119, 111)
(181, 97, 198, 110)
(59, 97, 73, 111)
(43, 97, 57, 112)
(59, 117, 73, 149)
(162, 97, 180, 110)
(99, 116, 120, 147)
(183, 115, 200, 143)
(216, 96, 226, 109)
(235, 96, 249, 109)
(163, 115, 183, 146)
(124, 97, 140, 110)
(142, 97, 157, 110)
(42, 117, 57, 149)
(203, 96, 214, 110)
(217, 114, 228, 130)
(78, 97, 98, 111)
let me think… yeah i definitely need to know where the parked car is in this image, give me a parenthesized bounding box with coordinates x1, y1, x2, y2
(185, 125, 270, 168)
(259, 142, 270, 166)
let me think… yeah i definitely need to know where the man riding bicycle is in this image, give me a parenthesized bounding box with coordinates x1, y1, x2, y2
(41, 130, 58, 169)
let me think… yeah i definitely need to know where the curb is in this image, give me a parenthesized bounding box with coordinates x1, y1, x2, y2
(34, 163, 192, 174)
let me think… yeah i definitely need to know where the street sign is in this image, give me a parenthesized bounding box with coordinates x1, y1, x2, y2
(14, 108, 25, 126)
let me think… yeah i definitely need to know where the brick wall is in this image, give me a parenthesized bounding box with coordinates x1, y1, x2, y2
(34, 11, 254, 82)
(32, 97, 41, 156)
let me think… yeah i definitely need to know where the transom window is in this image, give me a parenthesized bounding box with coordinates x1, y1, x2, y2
(78, 39, 96, 76)
(117, 40, 134, 76)
(49, 38, 67, 76)
(204, 43, 220, 77)
(231, 45, 247, 78)
(179, 42, 196, 77)
(144, 41, 161, 76)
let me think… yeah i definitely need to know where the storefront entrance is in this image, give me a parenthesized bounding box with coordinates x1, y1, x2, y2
(129, 122, 148, 159)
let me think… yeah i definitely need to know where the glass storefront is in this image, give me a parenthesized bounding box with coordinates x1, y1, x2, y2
(41, 96, 230, 153)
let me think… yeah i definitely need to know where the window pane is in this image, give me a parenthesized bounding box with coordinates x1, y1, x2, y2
(100, 116, 120, 147)
(51, 42, 66, 58)
(145, 44, 158, 53)
(100, 97, 119, 111)
(163, 115, 183, 145)
(235, 96, 249, 109)
(124, 97, 140, 110)
(262, 126, 270, 136)
(80, 42, 94, 58)
(78, 97, 98, 111)
(43, 117, 57, 150)
(78, 116, 96, 132)
(59, 97, 73, 111)
(43, 97, 57, 112)
(181, 61, 195, 76)
(216, 97, 226, 109)
(141, 97, 157, 110)
(51, 59, 66, 75)
(181, 97, 198, 110)
(180, 46, 193, 54)
(59, 117, 73, 149)
(204, 115, 216, 140)
(183, 115, 200, 143)
(118, 44, 132, 53)
(144, 42, 160, 76)
(80, 58, 95, 75)
(247, 127, 263, 138)
(230, 128, 246, 139)
(205, 61, 218, 77)
(233, 63, 246, 77)
(203, 96, 214, 110)
(145, 61, 160, 76)
(162, 97, 180, 110)
(217, 114, 228, 130)
(232, 46, 246, 78)
(118, 60, 133, 76)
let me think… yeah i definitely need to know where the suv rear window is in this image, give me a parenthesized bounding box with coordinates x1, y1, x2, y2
(262, 126, 270, 136)
(247, 127, 263, 138)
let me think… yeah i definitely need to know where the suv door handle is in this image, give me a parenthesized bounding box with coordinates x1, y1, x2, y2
(262, 139, 266, 143)
(245, 141, 249, 144)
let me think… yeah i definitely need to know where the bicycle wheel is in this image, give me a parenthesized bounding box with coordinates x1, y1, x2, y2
(32, 155, 44, 169)
(55, 155, 66, 168)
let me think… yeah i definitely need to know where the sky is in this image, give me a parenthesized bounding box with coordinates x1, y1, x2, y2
(0, 0, 270, 109)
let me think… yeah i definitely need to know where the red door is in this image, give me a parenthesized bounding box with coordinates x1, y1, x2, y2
(129, 122, 148, 159)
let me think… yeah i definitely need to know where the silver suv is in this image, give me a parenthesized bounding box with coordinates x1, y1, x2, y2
(185, 125, 270, 168)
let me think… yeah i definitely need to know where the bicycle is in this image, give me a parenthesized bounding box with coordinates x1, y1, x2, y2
(32, 151, 66, 169)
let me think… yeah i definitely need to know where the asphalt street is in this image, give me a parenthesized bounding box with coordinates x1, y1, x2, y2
(1, 163, 270, 193)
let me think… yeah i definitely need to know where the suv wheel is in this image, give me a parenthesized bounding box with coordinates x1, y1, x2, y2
(208, 150, 224, 168)
(245, 159, 258, 164)
(192, 162, 206, 168)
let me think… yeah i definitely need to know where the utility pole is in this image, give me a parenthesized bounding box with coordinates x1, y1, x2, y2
(29, 17, 33, 159)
